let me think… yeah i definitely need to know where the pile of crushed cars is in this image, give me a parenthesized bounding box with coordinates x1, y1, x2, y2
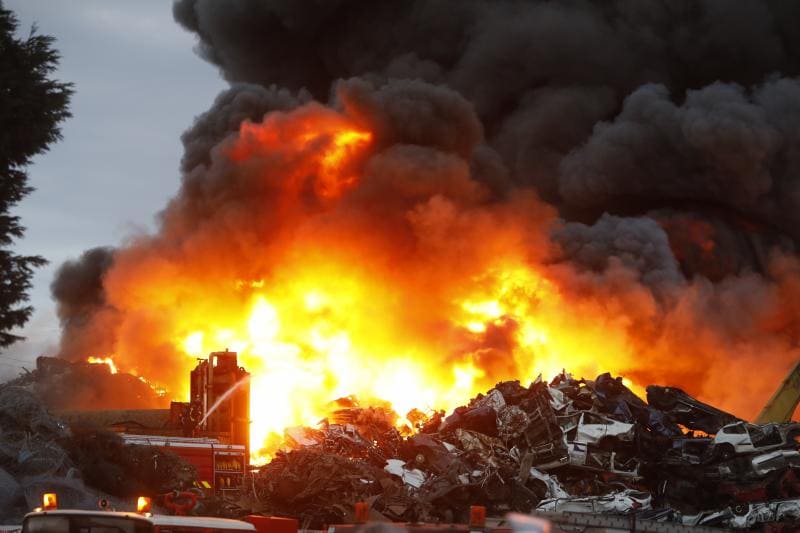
(252, 373, 800, 530)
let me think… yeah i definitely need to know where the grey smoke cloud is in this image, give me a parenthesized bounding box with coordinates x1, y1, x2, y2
(559, 80, 800, 239)
(552, 214, 684, 293)
(180, 83, 310, 173)
(50, 247, 118, 361)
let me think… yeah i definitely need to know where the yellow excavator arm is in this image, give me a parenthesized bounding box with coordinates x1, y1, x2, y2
(755, 360, 800, 424)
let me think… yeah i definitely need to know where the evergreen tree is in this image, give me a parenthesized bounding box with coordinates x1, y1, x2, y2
(0, 3, 72, 347)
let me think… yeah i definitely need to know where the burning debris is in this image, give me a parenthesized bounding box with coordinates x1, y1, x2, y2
(4, 356, 168, 411)
(248, 372, 800, 530)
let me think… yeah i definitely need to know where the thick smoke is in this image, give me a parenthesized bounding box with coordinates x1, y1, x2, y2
(180, 83, 310, 173)
(51, 247, 118, 361)
(171, 0, 800, 270)
(552, 214, 684, 293)
(560, 80, 800, 239)
(49, 0, 800, 419)
(172, 0, 800, 193)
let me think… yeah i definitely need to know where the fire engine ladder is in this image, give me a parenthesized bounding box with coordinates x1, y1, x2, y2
(530, 511, 731, 532)
(755, 360, 800, 424)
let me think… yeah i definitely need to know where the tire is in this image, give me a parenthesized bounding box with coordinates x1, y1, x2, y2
(732, 503, 749, 516)
(716, 443, 736, 460)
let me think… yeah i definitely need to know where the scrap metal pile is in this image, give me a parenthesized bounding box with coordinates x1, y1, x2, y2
(252, 373, 800, 530)
(0, 381, 194, 523)
(5, 356, 166, 411)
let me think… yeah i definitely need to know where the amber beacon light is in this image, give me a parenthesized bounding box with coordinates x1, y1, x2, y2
(42, 493, 58, 511)
(136, 496, 152, 513)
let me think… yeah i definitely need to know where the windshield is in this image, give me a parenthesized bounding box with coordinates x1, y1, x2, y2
(23, 515, 152, 533)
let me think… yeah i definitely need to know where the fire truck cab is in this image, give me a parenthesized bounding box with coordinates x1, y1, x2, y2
(19, 494, 297, 533)
(22, 510, 256, 533)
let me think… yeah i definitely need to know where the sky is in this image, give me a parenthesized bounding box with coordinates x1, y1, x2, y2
(1, 0, 226, 377)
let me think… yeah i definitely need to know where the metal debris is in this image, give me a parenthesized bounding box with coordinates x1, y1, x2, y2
(250, 372, 800, 530)
(0, 384, 196, 523)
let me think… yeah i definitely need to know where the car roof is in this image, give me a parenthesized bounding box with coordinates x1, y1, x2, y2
(149, 515, 255, 530)
(24, 511, 149, 522)
(24, 511, 256, 531)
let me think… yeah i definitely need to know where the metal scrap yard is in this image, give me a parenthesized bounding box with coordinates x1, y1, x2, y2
(5, 0, 800, 532)
(2, 355, 800, 531)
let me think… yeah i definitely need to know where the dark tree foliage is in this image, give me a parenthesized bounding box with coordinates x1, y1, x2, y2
(0, 3, 72, 347)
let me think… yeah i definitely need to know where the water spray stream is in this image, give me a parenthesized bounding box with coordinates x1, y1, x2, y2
(198, 374, 251, 428)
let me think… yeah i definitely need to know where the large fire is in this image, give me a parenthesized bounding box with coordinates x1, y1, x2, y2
(97, 104, 645, 461)
(176, 258, 647, 462)
(75, 94, 799, 463)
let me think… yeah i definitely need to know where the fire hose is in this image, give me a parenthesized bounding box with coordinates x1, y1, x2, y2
(162, 491, 198, 515)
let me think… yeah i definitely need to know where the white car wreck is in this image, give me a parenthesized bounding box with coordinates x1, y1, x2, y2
(711, 421, 800, 459)
(548, 411, 640, 476)
(573, 412, 635, 447)
(728, 498, 800, 529)
(566, 441, 640, 478)
(536, 489, 651, 514)
(558, 411, 635, 446)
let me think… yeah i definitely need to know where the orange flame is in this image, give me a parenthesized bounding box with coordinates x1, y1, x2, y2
(228, 105, 372, 201)
(87, 356, 118, 374)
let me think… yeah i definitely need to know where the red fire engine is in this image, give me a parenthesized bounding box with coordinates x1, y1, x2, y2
(121, 435, 246, 496)
(58, 351, 251, 497)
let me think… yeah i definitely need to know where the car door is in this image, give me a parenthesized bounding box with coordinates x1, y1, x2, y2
(576, 412, 608, 444)
(719, 422, 753, 452)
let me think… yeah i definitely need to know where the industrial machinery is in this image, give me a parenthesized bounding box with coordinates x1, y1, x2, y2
(159, 350, 251, 495)
(178, 350, 251, 459)
(57, 351, 251, 497)
(756, 360, 800, 424)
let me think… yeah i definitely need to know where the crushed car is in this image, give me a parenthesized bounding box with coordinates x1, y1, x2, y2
(646, 385, 741, 434)
(536, 489, 651, 514)
(710, 421, 800, 459)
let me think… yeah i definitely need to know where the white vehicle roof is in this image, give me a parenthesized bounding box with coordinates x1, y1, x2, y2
(120, 434, 245, 451)
(24, 510, 256, 531)
(149, 515, 255, 530)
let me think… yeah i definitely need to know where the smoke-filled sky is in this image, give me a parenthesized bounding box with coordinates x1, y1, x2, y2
(0, 0, 225, 377)
(4, 0, 800, 423)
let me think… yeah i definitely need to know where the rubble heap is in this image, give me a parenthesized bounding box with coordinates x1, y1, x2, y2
(5, 356, 167, 411)
(252, 373, 800, 530)
(0, 383, 194, 523)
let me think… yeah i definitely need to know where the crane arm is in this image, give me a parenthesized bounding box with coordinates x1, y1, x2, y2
(755, 360, 800, 424)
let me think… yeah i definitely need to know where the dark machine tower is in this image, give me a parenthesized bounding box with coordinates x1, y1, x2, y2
(190, 350, 251, 460)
